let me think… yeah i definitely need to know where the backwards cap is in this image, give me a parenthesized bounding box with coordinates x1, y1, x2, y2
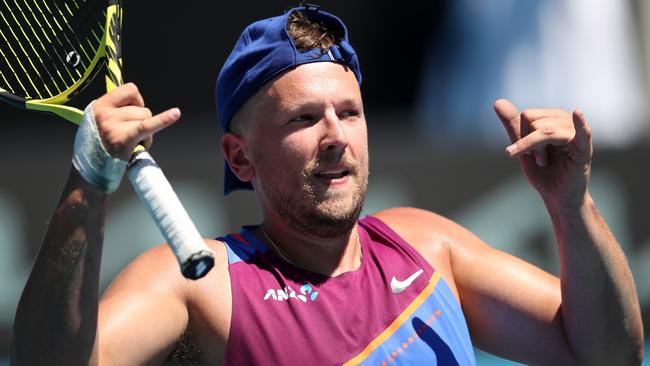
(215, 4, 362, 195)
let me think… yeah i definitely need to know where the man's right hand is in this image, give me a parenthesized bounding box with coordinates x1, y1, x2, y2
(92, 83, 181, 161)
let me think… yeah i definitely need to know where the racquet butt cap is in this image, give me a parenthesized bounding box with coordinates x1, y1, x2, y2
(181, 251, 215, 280)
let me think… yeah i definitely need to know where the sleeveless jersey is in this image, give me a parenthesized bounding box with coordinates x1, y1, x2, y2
(219, 215, 476, 365)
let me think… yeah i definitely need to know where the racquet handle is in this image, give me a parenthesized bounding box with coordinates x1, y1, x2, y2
(127, 150, 214, 279)
(105, 3, 213, 279)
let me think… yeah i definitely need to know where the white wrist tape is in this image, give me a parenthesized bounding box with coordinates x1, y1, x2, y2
(72, 102, 128, 193)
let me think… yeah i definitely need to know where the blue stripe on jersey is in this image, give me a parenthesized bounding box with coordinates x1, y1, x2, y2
(219, 226, 269, 265)
(359, 279, 476, 366)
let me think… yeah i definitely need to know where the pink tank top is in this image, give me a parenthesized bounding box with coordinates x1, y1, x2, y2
(219, 215, 476, 365)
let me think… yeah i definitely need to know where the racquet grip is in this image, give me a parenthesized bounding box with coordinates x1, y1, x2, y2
(127, 150, 214, 279)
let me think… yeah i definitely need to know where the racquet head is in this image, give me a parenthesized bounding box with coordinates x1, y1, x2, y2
(0, 0, 123, 124)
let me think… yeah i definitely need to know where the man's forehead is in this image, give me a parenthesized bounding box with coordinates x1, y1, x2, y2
(230, 63, 362, 134)
(258, 63, 361, 106)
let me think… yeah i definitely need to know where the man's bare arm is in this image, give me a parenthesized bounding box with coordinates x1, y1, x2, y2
(378, 100, 643, 365)
(11, 171, 203, 365)
(378, 199, 642, 365)
(377, 207, 576, 364)
(548, 193, 643, 364)
(11, 83, 183, 365)
(12, 169, 107, 365)
(492, 100, 643, 364)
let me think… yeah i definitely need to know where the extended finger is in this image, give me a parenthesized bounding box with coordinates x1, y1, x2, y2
(98, 83, 145, 108)
(132, 107, 181, 143)
(494, 99, 521, 142)
(506, 127, 574, 158)
(521, 110, 571, 148)
(103, 106, 153, 123)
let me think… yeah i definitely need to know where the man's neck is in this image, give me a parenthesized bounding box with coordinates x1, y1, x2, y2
(256, 219, 362, 276)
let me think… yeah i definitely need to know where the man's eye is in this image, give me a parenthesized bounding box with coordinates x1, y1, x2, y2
(339, 110, 359, 119)
(289, 114, 313, 123)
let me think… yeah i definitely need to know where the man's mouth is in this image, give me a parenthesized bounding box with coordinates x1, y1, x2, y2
(314, 169, 350, 179)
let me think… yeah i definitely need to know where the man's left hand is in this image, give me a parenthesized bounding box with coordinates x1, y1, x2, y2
(494, 99, 593, 211)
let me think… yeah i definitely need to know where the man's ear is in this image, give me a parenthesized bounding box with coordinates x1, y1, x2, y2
(221, 133, 255, 182)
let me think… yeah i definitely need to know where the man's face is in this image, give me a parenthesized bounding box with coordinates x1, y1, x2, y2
(246, 62, 369, 238)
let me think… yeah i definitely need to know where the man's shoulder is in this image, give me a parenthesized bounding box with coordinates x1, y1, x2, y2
(109, 238, 231, 293)
(132, 239, 229, 271)
(371, 207, 460, 235)
(99, 239, 231, 364)
(369, 207, 484, 258)
(370, 207, 457, 258)
(126, 238, 233, 323)
(370, 206, 491, 267)
(370, 207, 464, 298)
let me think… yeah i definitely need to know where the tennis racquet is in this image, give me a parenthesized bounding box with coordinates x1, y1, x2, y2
(0, 0, 214, 279)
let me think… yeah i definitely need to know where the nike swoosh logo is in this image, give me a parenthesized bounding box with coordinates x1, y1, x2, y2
(391, 269, 424, 294)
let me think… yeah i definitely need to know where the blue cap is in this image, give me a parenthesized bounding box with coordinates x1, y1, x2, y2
(216, 4, 363, 195)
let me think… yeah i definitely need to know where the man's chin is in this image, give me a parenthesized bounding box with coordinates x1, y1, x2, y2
(301, 214, 359, 238)
(314, 199, 356, 217)
(303, 201, 364, 238)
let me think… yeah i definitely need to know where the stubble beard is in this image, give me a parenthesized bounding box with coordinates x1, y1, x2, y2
(257, 151, 368, 239)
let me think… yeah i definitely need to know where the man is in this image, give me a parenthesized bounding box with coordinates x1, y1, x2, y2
(11, 4, 643, 365)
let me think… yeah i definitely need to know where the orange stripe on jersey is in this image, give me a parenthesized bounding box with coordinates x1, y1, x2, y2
(342, 272, 442, 366)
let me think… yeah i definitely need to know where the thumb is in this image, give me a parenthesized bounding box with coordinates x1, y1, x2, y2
(494, 99, 521, 143)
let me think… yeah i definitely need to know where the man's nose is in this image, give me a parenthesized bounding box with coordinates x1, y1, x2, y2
(319, 112, 349, 152)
